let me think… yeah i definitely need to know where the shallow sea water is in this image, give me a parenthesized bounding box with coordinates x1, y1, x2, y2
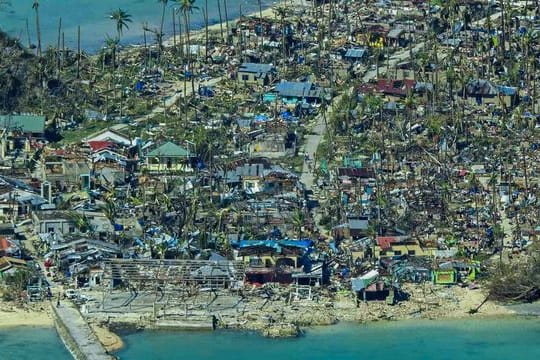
(1, 317, 539, 360)
(115, 317, 540, 360)
(0, 326, 71, 360)
(0, 0, 274, 52)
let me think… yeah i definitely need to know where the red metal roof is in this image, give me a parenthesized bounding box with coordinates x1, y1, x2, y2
(376, 236, 413, 250)
(376, 79, 415, 97)
(88, 140, 115, 153)
(0, 237, 8, 251)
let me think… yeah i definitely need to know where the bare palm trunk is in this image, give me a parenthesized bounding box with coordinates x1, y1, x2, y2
(57, 18, 62, 77)
(204, 0, 209, 60)
(172, 9, 177, 53)
(224, 0, 230, 45)
(143, 28, 148, 66)
(238, 4, 243, 60)
(25, 18, 31, 48)
(178, 12, 184, 60)
(33, 2, 42, 57)
(184, 12, 195, 95)
(258, 0, 263, 50)
(217, 0, 224, 42)
(159, 1, 167, 58)
(76, 25, 81, 79)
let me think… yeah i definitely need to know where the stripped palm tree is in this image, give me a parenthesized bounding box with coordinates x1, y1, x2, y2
(175, 0, 199, 95)
(32, 0, 42, 57)
(157, 0, 169, 57)
(273, 5, 288, 63)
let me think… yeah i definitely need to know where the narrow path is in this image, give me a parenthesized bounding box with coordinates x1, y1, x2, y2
(300, 89, 350, 191)
(53, 302, 111, 360)
(300, 111, 327, 191)
(132, 76, 223, 125)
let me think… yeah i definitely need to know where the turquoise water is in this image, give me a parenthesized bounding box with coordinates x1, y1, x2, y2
(1, 318, 539, 359)
(0, 0, 274, 52)
(0, 326, 71, 360)
(115, 318, 540, 360)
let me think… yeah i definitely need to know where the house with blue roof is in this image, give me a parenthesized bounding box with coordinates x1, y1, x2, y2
(344, 48, 368, 62)
(237, 62, 277, 86)
(274, 81, 324, 105)
(464, 80, 519, 108)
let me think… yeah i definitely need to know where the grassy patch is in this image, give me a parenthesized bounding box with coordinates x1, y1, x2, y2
(59, 121, 112, 145)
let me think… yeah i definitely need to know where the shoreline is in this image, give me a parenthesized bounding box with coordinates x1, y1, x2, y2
(94, 287, 529, 342)
(162, 6, 284, 48)
(91, 323, 125, 353)
(0, 304, 54, 328)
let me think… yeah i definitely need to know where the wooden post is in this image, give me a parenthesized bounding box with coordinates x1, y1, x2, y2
(76, 26, 81, 79)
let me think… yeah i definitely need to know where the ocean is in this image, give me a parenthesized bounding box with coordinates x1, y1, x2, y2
(1, 318, 540, 360)
(0, 326, 71, 360)
(0, 0, 275, 53)
(114, 317, 540, 360)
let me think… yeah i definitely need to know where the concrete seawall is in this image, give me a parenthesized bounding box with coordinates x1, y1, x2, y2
(51, 303, 112, 360)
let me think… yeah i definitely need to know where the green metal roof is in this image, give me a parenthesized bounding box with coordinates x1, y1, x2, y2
(0, 115, 46, 134)
(147, 141, 190, 157)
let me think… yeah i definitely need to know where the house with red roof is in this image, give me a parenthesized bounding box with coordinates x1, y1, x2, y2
(0, 236, 20, 257)
(376, 79, 416, 98)
(87, 140, 128, 165)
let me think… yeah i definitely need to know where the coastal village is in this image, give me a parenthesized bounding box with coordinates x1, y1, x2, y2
(1, 0, 540, 356)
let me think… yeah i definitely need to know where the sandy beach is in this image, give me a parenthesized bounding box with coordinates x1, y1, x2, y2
(0, 302, 54, 328)
(163, 7, 281, 47)
(91, 323, 125, 352)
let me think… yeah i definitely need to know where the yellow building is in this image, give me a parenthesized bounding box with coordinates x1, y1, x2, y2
(375, 236, 435, 258)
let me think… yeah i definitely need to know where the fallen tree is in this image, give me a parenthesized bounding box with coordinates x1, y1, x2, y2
(486, 250, 540, 303)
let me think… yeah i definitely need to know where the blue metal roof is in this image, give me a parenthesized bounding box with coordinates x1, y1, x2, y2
(344, 48, 367, 58)
(276, 81, 311, 98)
(498, 85, 517, 96)
(238, 63, 275, 75)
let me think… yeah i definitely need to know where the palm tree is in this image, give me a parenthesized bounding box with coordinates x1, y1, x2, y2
(223, 0, 230, 44)
(273, 5, 288, 63)
(102, 199, 117, 224)
(203, 0, 209, 60)
(291, 209, 305, 238)
(156, 241, 169, 259)
(104, 35, 119, 69)
(68, 211, 92, 233)
(32, 0, 42, 57)
(176, 0, 199, 94)
(158, 0, 169, 56)
(109, 8, 132, 42)
(217, 0, 224, 41)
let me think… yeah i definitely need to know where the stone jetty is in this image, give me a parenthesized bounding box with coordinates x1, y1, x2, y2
(51, 303, 112, 360)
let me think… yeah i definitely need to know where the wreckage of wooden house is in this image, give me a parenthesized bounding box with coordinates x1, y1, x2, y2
(102, 259, 245, 291)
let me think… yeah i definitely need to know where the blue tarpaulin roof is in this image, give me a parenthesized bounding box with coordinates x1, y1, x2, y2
(498, 85, 517, 96)
(237, 239, 313, 251)
(279, 239, 313, 249)
(254, 114, 270, 122)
